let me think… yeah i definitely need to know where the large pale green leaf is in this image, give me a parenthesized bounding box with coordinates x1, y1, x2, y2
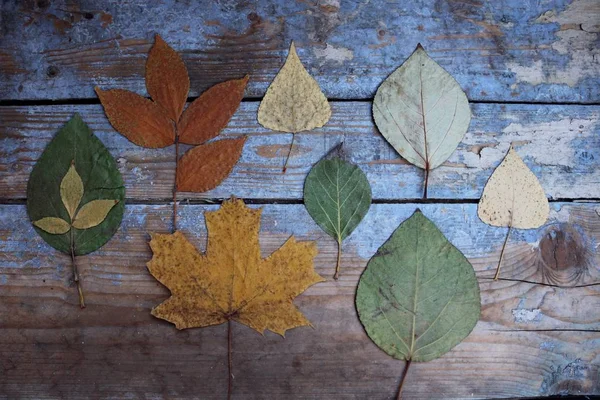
(27, 114, 125, 256)
(304, 157, 371, 279)
(356, 211, 480, 362)
(372, 45, 471, 197)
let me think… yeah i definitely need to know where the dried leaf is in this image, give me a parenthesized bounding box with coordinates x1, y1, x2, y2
(147, 198, 324, 334)
(27, 115, 125, 308)
(373, 44, 471, 197)
(33, 217, 71, 235)
(478, 147, 549, 229)
(304, 157, 371, 279)
(60, 162, 83, 220)
(146, 34, 190, 121)
(72, 199, 119, 230)
(95, 88, 175, 148)
(257, 42, 331, 133)
(356, 211, 480, 394)
(178, 76, 249, 145)
(176, 138, 246, 193)
(27, 114, 125, 255)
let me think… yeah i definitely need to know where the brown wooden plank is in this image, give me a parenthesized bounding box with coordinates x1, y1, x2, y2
(1, 203, 598, 398)
(1, 102, 598, 201)
(0, 0, 598, 102)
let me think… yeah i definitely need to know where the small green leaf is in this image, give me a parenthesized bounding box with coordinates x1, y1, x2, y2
(356, 210, 480, 363)
(60, 162, 84, 220)
(73, 199, 119, 229)
(33, 217, 71, 235)
(304, 157, 371, 279)
(27, 114, 125, 255)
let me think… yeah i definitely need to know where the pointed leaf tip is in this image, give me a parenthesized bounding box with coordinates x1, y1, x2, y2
(356, 214, 480, 362)
(258, 41, 331, 133)
(373, 42, 470, 171)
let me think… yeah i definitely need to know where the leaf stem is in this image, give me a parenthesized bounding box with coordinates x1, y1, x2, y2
(228, 319, 233, 400)
(70, 229, 85, 308)
(283, 132, 296, 173)
(334, 238, 342, 280)
(173, 130, 179, 232)
(396, 358, 412, 400)
(423, 166, 429, 199)
(494, 224, 512, 280)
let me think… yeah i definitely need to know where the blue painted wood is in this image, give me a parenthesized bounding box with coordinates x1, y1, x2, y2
(0, 0, 598, 102)
(0, 203, 598, 398)
(1, 102, 598, 200)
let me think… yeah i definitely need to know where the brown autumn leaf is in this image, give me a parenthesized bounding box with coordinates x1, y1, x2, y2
(178, 76, 249, 145)
(147, 197, 324, 333)
(176, 138, 246, 193)
(95, 88, 175, 148)
(146, 34, 190, 121)
(147, 197, 323, 397)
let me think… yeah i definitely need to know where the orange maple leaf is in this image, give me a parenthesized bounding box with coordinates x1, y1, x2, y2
(147, 198, 324, 335)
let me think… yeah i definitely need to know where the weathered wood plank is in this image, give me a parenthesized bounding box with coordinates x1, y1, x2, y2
(1, 203, 598, 398)
(1, 0, 598, 102)
(1, 102, 598, 201)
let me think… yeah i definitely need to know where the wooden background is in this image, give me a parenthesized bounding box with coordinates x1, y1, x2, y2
(1, 0, 599, 399)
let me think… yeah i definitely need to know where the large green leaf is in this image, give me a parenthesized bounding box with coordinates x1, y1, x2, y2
(356, 211, 480, 362)
(27, 114, 125, 256)
(304, 157, 371, 279)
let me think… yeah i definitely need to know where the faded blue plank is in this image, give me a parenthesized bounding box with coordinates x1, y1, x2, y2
(0, 202, 598, 397)
(1, 102, 598, 200)
(0, 0, 598, 102)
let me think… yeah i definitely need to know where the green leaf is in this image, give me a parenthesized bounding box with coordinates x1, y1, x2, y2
(356, 210, 480, 363)
(27, 114, 125, 256)
(304, 157, 371, 279)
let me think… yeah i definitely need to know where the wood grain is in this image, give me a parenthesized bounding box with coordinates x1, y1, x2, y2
(1, 203, 598, 399)
(1, 0, 598, 102)
(1, 102, 598, 201)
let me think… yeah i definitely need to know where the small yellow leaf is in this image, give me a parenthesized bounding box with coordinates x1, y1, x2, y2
(72, 199, 118, 230)
(478, 147, 549, 229)
(33, 217, 71, 235)
(60, 162, 84, 220)
(257, 42, 331, 133)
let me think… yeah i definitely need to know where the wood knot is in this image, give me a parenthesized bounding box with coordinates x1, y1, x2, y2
(538, 224, 588, 285)
(46, 66, 60, 78)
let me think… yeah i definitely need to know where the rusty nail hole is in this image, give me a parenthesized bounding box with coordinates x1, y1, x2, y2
(84, 12, 94, 20)
(47, 66, 60, 78)
(378, 29, 386, 37)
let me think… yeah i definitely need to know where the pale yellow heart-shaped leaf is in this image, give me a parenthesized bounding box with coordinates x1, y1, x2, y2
(258, 42, 331, 133)
(478, 147, 549, 229)
(33, 217, 71, 235)
(72, 199, 119, 230)
(60, 162, 84, 220)
(373, 45, 471, 170)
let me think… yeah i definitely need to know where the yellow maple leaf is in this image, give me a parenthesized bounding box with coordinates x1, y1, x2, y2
(147, 198, 324, 336)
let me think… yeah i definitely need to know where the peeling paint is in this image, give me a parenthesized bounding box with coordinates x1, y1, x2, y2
(313, 43, 354, 64)
(509, 0, 600, 87)
(512, 308, 542, 323)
